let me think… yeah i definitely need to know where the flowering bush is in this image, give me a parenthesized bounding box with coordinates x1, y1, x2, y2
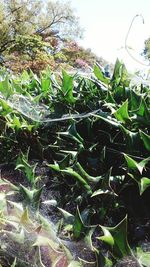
(75, 58, 88, 69)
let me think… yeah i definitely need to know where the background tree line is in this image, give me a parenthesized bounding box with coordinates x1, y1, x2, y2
(0, 0, 111, 73)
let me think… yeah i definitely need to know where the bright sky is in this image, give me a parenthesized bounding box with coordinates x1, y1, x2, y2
(70, 0, 150, 71)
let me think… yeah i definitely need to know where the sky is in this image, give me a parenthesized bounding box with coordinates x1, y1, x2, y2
(70, 0, 150, 71)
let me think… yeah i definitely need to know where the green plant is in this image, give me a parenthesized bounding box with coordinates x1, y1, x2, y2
(0, 60, 149, 266)
(0, 178, 83, 266)
(15, 150, 39, 186)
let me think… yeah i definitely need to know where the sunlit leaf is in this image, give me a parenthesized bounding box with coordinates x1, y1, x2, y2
(140, 130, 150, 151)
(98, 216, 132, 258)
(73, 206, 85, 239)
(33, 235, 59, 252)
(4, 228, 25, 244)
(84, 228, 95, 251)
(61, 70, 75, 104)
(114, 100, 130, 123)
(58, 208, 74, 224)
(94, 64, 109, 85)
(96, 251, 113, 267)
(20, 207, 30, 225)
(20, 185, 43, 209)
(62, 168, 92, 193)
(136, 247, 150, 267)
(38, 214, 57, 241)
(120, 125, 139, 151)
(91, 189, 117, 197)
(11, 258, 17, 267)
(124, 154, 150, 174)
(75, 162, 102, 183)
(139, 177, 150, 195)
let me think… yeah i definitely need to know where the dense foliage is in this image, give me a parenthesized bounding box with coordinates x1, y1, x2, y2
(143, 37, 150, 63)
(0, 60, 149, 266)
(0, 0, 110, 74)
(0, 0, 82, 51)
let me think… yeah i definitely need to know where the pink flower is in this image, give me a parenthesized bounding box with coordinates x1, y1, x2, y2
(75, 58, 88, 68)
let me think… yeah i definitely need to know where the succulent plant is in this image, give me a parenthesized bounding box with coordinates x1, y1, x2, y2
(0, 178, 82, 267)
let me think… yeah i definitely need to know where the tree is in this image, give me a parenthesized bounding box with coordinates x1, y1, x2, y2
(60, 40, 112, 71)
(8, 35, 52, 61)
(0, 0, 41, 53)
(0, 0, 82, 54)
(143, 38, 150, 61)
(0, 0, 110, 74)
(0, 0, 84, 73)
(36, 0, 82, 39)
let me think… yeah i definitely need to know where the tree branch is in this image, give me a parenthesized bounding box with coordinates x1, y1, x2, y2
(0, 39, 15, 53)
(5, 6, 22, 19)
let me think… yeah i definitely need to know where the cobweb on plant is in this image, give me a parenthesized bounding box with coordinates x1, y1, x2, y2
(0, 201, 71, 267)
(6, 93, 101, 123)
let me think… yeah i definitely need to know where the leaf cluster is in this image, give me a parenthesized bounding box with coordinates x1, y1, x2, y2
(0, 60, 149, 266)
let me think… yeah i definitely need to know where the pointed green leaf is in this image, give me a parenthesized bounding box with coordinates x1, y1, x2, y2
(98, 227, 114, 246)
(68, 123, 83, 144)
(58, 154, 70, 169)
(98, 216, 132, 258)
(94, 64, 109, 85)
(16, 152, 37, 185)
(20, 185, 34, 201)
(124, 154, 143, 174)
(93, 112, 120, 127)
(105, 91, 116, 104)
(61, 69, 75, 104)
(0, 75, 13, 98)
(124, 154, 150, 175)
(136, 247, 150, 267)
(20, 185, 43, 209)
(62, 168, 92, 193)
(73, 206, 84, 239)
(139, 177, 150, 195)
(33, 235, 59, 252)
(130, 90, 141, 110)
(75, 162, 102, 183)
(48, 163, 60, 172)
(58, 208, 74, 224)
(84, 228, 95, 251)
(20, 208, 30, 225)
(111, 59, 123, 86)
(96, 251, 113, 267)
(4, 229, 25, 244)
(140, 130, 150, 151)
(11, 258, 17, 267)
(38, 214, 57, 241)
(91, 189, 117, 197)
(135, 98, 150, 124)
(114, 100, 130, 123)
(120, 125, 139, 151)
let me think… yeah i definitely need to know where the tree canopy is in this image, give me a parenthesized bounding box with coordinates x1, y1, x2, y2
(143, 38, 150, 62)
(0, 0, 110, 73)
(0, 0, 82, 53)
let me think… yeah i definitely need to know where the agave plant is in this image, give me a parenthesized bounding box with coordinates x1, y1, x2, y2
(0, 60, 149, 266)
(0, 178, 82, 267)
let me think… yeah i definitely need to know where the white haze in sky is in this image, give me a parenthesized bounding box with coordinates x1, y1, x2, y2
(70, 0, 150, 72)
